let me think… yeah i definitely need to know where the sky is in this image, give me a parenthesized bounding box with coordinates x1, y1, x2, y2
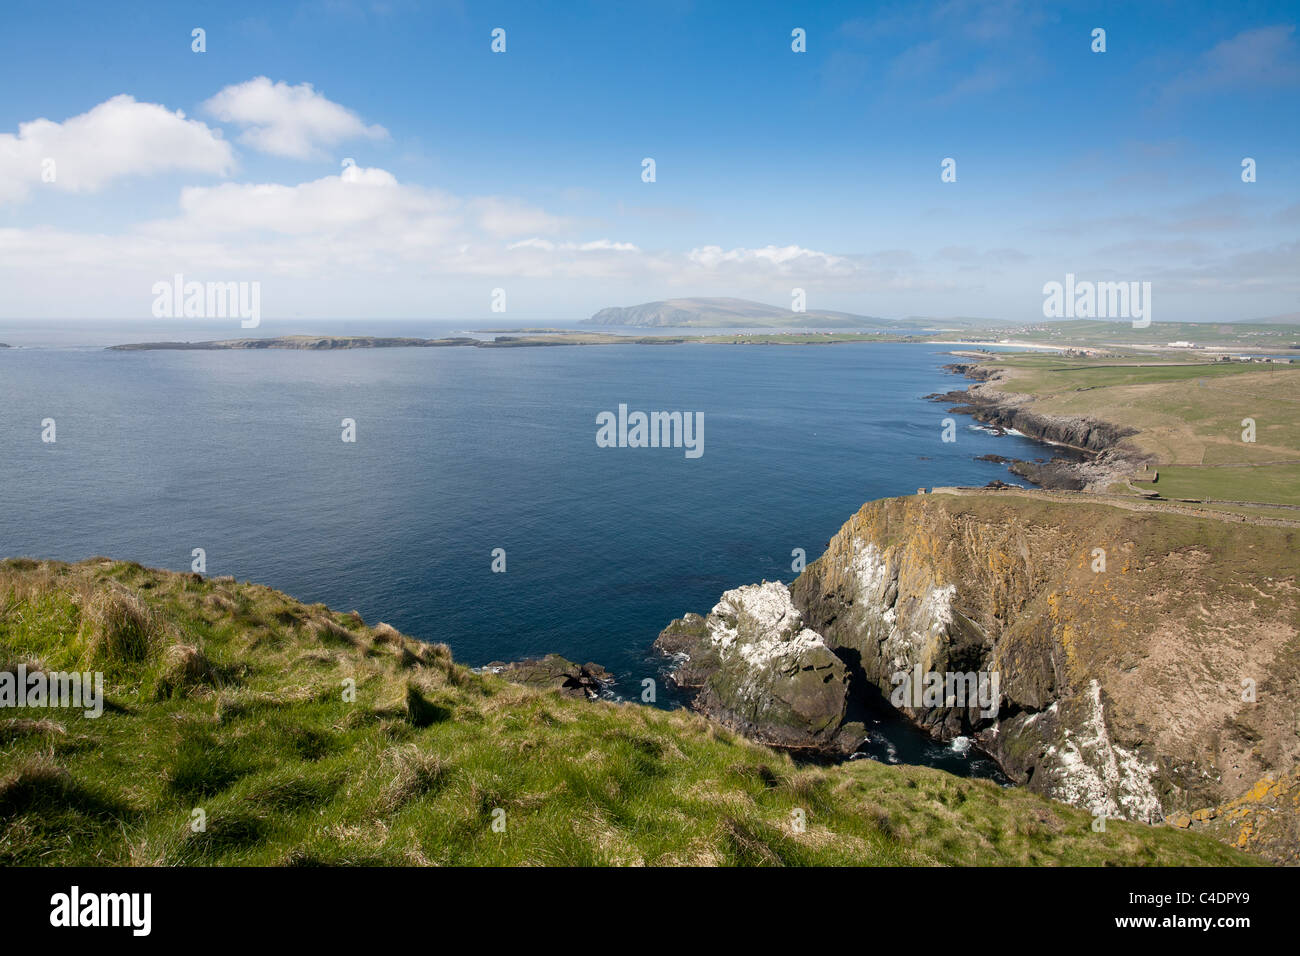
(0, 0, 1297, 324)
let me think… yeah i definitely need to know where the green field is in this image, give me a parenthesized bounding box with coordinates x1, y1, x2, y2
(1152, 464, 1300, 506)
(976, 352, 1300, 505)
(0, 558, 1255, 866)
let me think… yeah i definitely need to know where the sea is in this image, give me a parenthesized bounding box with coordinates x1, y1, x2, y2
(0, 319, 1066, 779)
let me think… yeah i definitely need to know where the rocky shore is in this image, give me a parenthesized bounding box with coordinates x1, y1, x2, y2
(654, 582, 858, 753)
(927, 362, 1152, 491)
(483, 654, 614, 700)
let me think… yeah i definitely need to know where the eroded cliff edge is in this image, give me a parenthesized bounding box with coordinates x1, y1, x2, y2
(657, 492, 1299, 854)
(929, 361, 1154, 491)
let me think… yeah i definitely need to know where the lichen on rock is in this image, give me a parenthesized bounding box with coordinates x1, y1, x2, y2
(656, 581, 849, 750)
(658, 492, 1300, 843)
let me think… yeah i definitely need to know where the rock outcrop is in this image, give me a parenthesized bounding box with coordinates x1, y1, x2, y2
(930, 363, 1150, 491)
(1170, 767, 1300, 865)
(660, 493, 1300, 837)
(654, 581, 851, 750)
(485, 654, 613, 700)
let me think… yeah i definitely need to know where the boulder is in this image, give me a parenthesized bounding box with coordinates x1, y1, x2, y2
(488, 653, 613, 700)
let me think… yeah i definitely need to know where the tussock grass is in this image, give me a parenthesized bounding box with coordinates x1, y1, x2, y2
(377, 745, 446, 813)
(79, 586, 165, 666)
(0, 558, 1263, 867)
(0, 753, 125, 822)
(155, 643, 216, 699)
(0, 718, 65, 742)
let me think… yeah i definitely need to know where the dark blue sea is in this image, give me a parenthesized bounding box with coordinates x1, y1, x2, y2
(0, 323, 1061, 779)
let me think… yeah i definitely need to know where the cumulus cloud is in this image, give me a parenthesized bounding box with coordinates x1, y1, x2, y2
(158, 166, 457, 236)
(508, 238, 639, 253)
(687, 244, 852, 273)
(61, 163, 630, 280)
(0, 154, 913, 302)
(0, 94, 234, 204)
(202, 77, 388, 159)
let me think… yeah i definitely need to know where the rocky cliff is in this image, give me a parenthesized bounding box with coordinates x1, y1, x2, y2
(658, 492, 1300, 847)
(655, 582, 853, 751)
(4, 556, 1252, 866)
(929, 362, 1150, 491)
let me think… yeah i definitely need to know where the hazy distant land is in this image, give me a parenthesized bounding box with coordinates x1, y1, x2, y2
(96, 293, 1300, 356)
(104, 317, 1300, 355)
(106, 331, 916, 350)
(583, 296, 895, 328)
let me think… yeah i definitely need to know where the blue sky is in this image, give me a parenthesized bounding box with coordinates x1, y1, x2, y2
(1, 0, 1297, 322)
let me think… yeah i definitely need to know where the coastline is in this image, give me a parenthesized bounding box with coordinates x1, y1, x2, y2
(5, 340, 1296, 862)
(927, 359, 1149, 491)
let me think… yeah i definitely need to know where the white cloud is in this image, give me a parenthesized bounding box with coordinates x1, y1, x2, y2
(508, 238, 639, 253)
(128, 166, 633, 278)
(0, 163, 896, 304)
(0, 162, 635, 285)
(468, 196, 569, 238)
(202, 77, 388, 159)
(0, 94, 234, 204)
(687, 244, 852, 273)
(157, 166, 458, 236)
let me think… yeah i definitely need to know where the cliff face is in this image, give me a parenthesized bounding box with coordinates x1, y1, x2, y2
(7, 557, 1255, 866)
(660, 493, 1300, 835)
(931, 363, 1149, 490)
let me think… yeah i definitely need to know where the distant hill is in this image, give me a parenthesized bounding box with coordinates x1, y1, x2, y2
(584, 297, 891, 328)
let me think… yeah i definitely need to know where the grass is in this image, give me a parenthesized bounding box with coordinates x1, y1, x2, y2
(0, 558, 1260, 866)
(1154, 463, 1300, 506)
(972, 353, 1300, 504)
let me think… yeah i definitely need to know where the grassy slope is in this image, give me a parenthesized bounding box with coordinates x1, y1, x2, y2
(979, 355, 1300, 504)
(0, 558, 1256, 867)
